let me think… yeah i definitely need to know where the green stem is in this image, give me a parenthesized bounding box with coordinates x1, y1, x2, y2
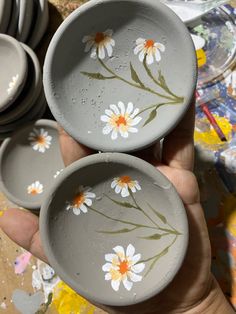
(135, 101, 180, 118)
(143, 57, 183, 101)
(98, 58, 177, 102)
(88, 206, 158, 230)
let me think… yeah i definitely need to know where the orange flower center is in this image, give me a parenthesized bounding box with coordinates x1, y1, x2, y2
(30, 189, 38, 195)
(95, 32, 105, 43)
(119, 260, 129, 275)
(116, 116, 127, 127)
(73, 193, 85, 207)
(37, 135, 46, 145)
(145, 39, 155, 48)
(119, 176, 131, 184)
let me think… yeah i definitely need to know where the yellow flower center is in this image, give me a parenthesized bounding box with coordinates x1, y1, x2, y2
(145, 39, 155, 48)
(95, 32, 105, 43)
(119, 176, 131, 184)
(73, 193, 85, 207)
(115, 115, 127, 127)
(37, 135, 46, 145)
(118, 260, 130, 275)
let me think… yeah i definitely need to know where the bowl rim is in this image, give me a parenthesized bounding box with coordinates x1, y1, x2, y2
(39, 152, 189, 306)
(43, 0, 197, 152)
(0, 119, 58, 210)
(0, 33, 28, 111)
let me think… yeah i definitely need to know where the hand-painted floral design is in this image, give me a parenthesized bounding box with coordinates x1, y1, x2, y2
(100, 101, 142, 140)
(28, 128, 52, 153)
(66, 186, 96, 215)
(54, 169, 64, 178)
(134, 38, 165, 65)
(7, 74, 19, 94)
(111, 176, 141, 197)
(82, 29, 115, 59)
(102, 244, 145, 291)
(27, 181, 43, 195)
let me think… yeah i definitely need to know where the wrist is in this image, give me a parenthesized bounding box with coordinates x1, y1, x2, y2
(186, 275, 234, 314)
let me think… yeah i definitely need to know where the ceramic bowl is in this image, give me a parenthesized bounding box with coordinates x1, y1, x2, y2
(40, 152, 188, 306)
(0, 34, 28, 112)
(44, 0, 197, 153)
(0, 119, 65, 210)
(0, 0, 12, 33)
(16, 0, 34, 42)
(7, 0, 20, 37)
(0, 43, 42, 125)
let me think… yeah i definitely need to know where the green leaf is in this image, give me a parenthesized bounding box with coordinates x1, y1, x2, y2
(143, 108, 157, 127)
(145, 247, 169, 277)
(97, 227, 137, 234)
(130, 62, 144, 87)
(105, 194, 135, 208)
(159, 228, 180, 235)
(148, 203, 167, 224)
(81, 71, 115, 80)
(140, 233, 162, 240)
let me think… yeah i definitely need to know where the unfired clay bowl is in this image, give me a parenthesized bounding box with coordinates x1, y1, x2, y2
(16, 0, 34, 42)
(0, 0, 12, 33)
(40, 152, 188, 306)
(0, 120, 64, 210)
(44, 0, 197, 152)
(0, 34, 28, 112)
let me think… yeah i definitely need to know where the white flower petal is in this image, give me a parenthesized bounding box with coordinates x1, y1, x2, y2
(134, 44, 144, 55)
(105, 273, 112, 280)
(104, 29, 113, 37)
(85, 41, 94, 52)
(111, 129, 118, 140)
(101, 115, 110, 122)
(110, 104, 120, 115)
(115, 184, 122, 194)
(129, 272, 143, 282)
(155, 42, 165, 52)
(123, 278, 133, 291)
(105, 254, 118, 262)
(102, 263, 112, 271)
(121, 187, 129, 198)
(90, 47, 97, 59)
(136, 38, 145, 45)
(105, 43, 113, 57)
(129, 116, 142, 126)
(85, 192, 96, 198)
(126, 102, 133, 114)
(110, 38, 115, 46)
(138, 50, 145, 62)
(79, 203, 88, 213)
(82, 35, 93, 43)
(131, 263, 145, 273)
(98, 45, 105, 59)
(135, 182, 141, 190)
(105, 109, 113, 117)
(72, 207, 81, 215)
(111, 179, 118, 188)
(130, 108, 139, 118)
(127, 127, 138, 133)
(131, 253, 141, 264)
(103, 124, 113, 135)
(146, 52, 154, 65)
(111, 280, 120, 291)
(130, 186, 136, 192)
(117, 101, 125, 115)
(84, 198, 92, 206)
(113, 245, 125, 258)
(120, 129, 129, 138)
(126, 244, 135, 258)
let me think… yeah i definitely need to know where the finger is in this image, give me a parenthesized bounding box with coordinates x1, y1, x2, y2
(162, 99, 195, 171)
(58, 125, 93, 167)
(0, 209, 48, 263)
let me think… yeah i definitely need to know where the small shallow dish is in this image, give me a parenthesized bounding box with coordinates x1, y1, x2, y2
(40, 152, 188, 306)
(0, 43, 42, 125)
(0, 0, 12, 33)
(16, 0, 34, 42)
(0, 119, 64, 210)
(44, 0, 197, 152)
(0, 34, 28, 112)
(27, 0, 49, 49)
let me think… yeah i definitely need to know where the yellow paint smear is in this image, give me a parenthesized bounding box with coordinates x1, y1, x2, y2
(0, 211, 3, 217)
(52, 281, 95, 314)
(221, 193, 236, 237)
(194, 116, 232, 150)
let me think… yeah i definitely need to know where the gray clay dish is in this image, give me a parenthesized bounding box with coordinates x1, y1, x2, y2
(7, 0, 20, 37)
(0, 91, 47, 134)
(0, 0, 12, 33)
(0, 34, 28, 113)
(16, 0, 34, 43)
(0, 43, 42, 125)
(27, 0, 49, 49)
(40, 152, 188, 306)
(43, 0, 197, 152)
(0, 119, 65, 210)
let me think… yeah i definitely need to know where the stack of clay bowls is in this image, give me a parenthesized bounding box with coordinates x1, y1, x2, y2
(0, 0, 49, 49)
(0, 34, 46, 140)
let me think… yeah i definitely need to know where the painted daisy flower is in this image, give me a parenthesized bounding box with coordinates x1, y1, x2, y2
(66, 186, 96, 215)
(111, 176, 141, 197)
(82, 29, 115, 59)
(7, 74, 19, 94)
(134, 38, 165, 65)
(28, 128, 52, 153)
(27, 181, 43, 195)
(102, 244, 145, 291)
(101, 101, 142, 140)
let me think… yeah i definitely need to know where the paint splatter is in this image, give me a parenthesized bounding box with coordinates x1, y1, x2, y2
(52, 281, 95, 314)
(0, 302, 7, 310)
(14, 252, 32, 274)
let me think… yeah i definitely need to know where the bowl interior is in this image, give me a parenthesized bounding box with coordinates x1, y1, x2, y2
(41, 153, 188, 306)
(44, 0, 196, 152)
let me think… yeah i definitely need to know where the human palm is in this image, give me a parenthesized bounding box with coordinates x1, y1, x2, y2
(0, 103, 221, 313)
